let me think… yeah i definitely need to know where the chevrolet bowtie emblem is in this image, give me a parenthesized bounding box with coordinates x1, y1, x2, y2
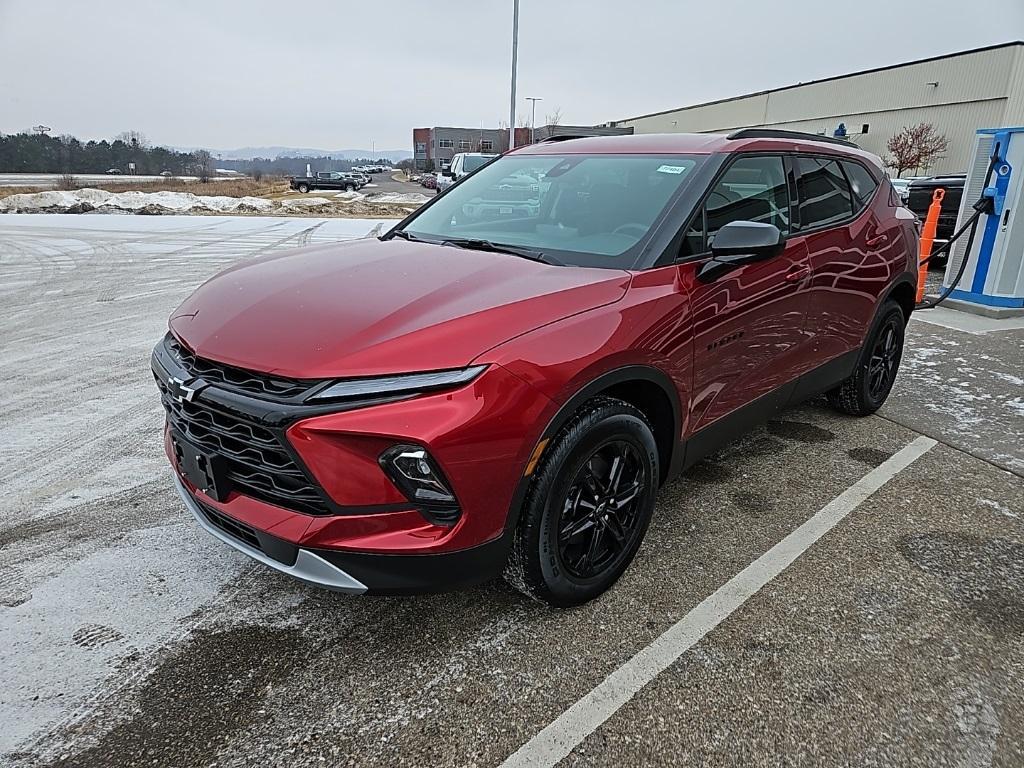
(168, 376, 200, 403)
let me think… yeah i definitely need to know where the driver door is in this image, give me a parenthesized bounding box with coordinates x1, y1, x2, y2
(681, 153, 812, 434)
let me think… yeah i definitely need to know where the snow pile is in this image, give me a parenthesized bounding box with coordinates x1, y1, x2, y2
(0, 188, 273, 214)
(333, 190, 366, 202)
(364, 191, 431, 204)
(279, 196, 334, 209)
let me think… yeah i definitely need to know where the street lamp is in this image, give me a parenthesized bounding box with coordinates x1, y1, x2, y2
(526, 96, 543, 144)
(509, 0, 519, 151)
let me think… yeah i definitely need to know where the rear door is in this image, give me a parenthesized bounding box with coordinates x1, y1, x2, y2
(681, 153, 813, 433)
(795, 155, 889, 365)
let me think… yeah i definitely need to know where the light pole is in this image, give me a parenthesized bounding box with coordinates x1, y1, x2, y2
(509, 0, 519, 152)
(526, 96, 542, 144)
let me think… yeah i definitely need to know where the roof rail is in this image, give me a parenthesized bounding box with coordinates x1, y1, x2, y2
(537, 134, 593, 143)
(727, 128, 855, 147)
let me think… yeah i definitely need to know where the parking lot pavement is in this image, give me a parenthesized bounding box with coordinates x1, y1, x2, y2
(1, 215, 1021, 767)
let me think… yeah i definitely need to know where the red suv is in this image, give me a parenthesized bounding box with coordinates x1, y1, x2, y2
(154, 130, 918, 607)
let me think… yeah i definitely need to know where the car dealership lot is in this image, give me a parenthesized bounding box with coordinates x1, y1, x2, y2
(1, 215, 1021, 767)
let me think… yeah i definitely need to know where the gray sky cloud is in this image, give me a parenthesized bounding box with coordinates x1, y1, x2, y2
(1, 0, 1020, 151)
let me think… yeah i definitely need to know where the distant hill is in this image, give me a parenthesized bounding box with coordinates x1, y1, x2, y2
(169, 145, 412, 162)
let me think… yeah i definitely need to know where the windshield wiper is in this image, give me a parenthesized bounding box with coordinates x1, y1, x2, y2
(440, 238, 558, 265)
(389, 229, 424, 242)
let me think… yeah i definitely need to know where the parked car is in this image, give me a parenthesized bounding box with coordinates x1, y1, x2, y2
(289, 171, 365, 193)
(907, 173, 965, 264)
(106, 168, 122, 175)
(436, 152, 497, 193)
(160, 170, 174, 178)
(420, 173, 438, 190)
(155, 131, 918, 607)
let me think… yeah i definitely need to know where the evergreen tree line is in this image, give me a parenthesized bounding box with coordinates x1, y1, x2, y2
(0, 131, 398, 177)
(0, 132, 200, 175)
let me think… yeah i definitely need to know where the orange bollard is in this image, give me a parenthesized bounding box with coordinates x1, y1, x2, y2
(916, 187, 945, 302)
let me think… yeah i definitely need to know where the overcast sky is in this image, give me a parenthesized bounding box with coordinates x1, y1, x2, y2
(1, 0, 1021, 152)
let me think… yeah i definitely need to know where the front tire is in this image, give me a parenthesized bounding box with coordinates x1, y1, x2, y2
(504, 397, 658, 608)
(827, 301, 905, 416)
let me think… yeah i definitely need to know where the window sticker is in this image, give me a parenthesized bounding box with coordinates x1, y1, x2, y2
(656, 165, 688, 174)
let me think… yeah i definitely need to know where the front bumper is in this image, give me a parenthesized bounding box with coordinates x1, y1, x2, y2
(176, 474, 367, 593)
(154, 334, 556, 590)
(176, 473, 513, 594)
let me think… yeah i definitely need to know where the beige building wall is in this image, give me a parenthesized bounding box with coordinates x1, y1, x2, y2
(611, 43, 1024, 175)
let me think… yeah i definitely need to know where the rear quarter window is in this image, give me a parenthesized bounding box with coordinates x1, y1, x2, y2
(841, 161, 879, 206)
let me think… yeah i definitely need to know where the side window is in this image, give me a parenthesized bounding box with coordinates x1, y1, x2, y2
(841, 160, 878, 207)
(796, 156, 854, 229)
(706, 155, 790, 245)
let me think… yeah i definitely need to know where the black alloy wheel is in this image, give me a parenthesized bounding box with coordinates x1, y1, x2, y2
(504, 397, 659, 607)
(867, 319, 900, 401)
(827, 301, 906, 416)
(557, 441, 646, 579)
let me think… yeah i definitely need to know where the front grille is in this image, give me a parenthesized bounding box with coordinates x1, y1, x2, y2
(195, 498, 263, 551)
(166, 335, 313, 400)
(158, 377, 327, 515)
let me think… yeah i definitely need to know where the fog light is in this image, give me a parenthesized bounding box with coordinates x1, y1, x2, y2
(380, 445, 460, 524)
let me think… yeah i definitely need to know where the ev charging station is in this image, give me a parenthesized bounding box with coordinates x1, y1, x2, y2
(942, 126, 1024, 316)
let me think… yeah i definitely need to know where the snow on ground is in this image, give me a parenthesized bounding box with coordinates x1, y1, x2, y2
(0, 188, 275, 214)
(363, 191, 431, 204)
(0, 187, 432, 216)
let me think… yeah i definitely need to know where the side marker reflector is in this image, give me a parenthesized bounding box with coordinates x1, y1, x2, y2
(524, 439, 549, 477)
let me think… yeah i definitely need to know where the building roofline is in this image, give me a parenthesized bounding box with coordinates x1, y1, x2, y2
(613, 40, 1024, 124)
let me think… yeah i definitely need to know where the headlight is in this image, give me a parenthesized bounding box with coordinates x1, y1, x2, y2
(306, 365, 486, 403)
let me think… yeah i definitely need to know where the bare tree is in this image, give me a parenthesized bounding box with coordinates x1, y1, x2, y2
(115, 130, 148, 149)
(544, 107, 563, 128)
(885, 123, 949, 177)
(192, 149, 214, 183)
(497, 119, 510, 153)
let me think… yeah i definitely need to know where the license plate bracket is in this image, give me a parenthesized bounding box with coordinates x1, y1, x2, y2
(172, 431, 231, 502)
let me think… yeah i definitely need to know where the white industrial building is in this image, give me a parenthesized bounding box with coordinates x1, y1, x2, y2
(608, 42, 1024, 175)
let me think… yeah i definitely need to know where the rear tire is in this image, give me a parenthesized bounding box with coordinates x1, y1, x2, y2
(503, 397, 658, 608)
(297, 183, 309, 194)
(827, 301, 905, 416)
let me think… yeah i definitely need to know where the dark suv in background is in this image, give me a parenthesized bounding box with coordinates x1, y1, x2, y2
(155, 130, 918, 607)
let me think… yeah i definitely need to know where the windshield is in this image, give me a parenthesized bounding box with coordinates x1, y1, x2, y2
(401, 153, 703, 268)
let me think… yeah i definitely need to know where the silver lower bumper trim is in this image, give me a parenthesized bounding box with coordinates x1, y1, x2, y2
(174, 476, 367, 593)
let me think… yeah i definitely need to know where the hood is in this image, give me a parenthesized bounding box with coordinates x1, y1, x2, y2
(169, 238, 629, 379)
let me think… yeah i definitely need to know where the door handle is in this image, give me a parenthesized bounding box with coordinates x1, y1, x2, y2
(866, 233, 889, 247)
(785, 265, 811, 282)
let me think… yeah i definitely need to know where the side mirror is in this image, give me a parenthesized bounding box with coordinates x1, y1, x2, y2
(698, 221, 785, 282)
(442, 170, 455, 178)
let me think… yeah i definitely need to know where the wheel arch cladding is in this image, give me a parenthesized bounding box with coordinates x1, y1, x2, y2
(885, 276, 917, 324)
(533, 366, 680, 488)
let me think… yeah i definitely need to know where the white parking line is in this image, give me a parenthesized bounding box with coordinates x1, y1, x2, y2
(501, 435, 938, 768)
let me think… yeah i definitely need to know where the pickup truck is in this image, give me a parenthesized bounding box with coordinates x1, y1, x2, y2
(289, 172, 366, 193)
